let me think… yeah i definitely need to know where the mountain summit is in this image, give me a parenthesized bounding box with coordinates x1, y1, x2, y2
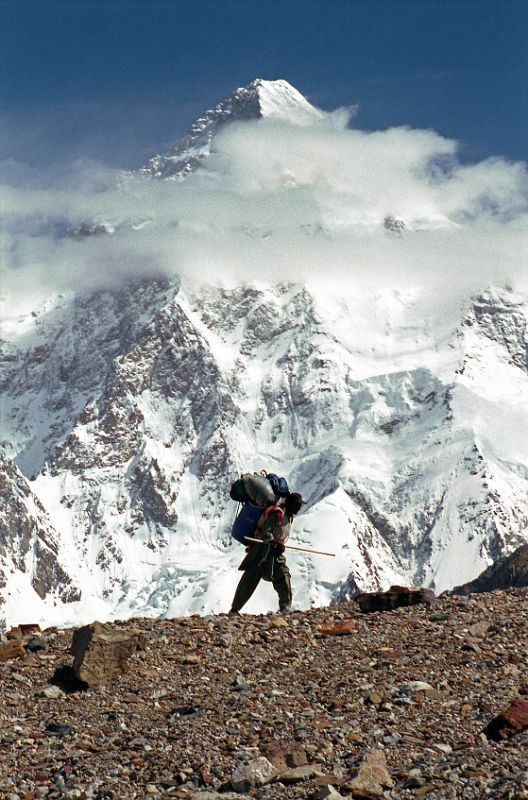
(143, 79, 322, 178)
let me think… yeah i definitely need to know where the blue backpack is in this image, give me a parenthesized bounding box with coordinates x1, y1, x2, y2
(266, 473, 290, 498)
(230, 472, 290, 545)
(231, 503, 266, 544)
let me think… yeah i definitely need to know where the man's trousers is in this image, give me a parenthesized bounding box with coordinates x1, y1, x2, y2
(231, 552, 292, 612)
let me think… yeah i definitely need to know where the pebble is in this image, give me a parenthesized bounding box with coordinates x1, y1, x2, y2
(402, 681, 434, 693)
(433, 743, 453, 754)
(38, 685, 64, 699)
(230, 756, 278, 791)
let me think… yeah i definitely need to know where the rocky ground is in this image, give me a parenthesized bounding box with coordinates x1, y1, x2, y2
(1, 589, 528, 800)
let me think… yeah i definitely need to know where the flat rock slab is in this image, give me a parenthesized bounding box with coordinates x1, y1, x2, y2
(269, 617, 289, 628)
(280, 764, 326, 783)
(484, 697, 528, 741)
(71, 621, 147, 686)
(318, 787, 344, 799)
(319, 620, 356, 636)
(402, 681, 434, 693)
(466, 621, 490, 638)
(348, 748, 394, 795)
(262, 740, 307, 771)
(38, 685, 64, 699)
(357, 585, 435, 613)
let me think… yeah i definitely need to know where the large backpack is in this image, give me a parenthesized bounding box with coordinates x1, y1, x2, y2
(229, 478, 250, 503)
(231, 503, 284, 545)
(231, 502, 266, 544)
(229, 472, 289, 545)
(229, 472, 289, 504)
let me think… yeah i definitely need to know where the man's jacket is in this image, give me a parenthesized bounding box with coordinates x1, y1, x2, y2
(237, 504, 291, 581)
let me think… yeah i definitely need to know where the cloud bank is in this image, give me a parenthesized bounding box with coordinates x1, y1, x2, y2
(1, 108, 527, 311)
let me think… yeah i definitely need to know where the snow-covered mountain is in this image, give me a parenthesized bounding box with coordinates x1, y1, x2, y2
(142, 78, 323, 179)
(1, 79, 527, 630)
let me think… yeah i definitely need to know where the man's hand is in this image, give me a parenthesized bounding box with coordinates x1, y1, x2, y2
(274, 540, 286, 555)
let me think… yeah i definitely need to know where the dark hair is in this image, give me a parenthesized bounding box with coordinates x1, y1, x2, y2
(284, 492, 303, 518)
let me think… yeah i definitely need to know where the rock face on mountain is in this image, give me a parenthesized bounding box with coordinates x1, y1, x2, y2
(1, 79, 527, 628)
(143, 78, 322, 179)
(0, 447, 81, 633)
(452, 544, 528, 595)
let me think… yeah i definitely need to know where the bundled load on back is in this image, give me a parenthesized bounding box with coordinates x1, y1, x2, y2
(230, 471, 290, 545)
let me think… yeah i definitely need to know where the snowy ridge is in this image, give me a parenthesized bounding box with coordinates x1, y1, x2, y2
(142, 79, 322, 179)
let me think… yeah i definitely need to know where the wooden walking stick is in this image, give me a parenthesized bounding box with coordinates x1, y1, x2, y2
(244, 536, 335, 557)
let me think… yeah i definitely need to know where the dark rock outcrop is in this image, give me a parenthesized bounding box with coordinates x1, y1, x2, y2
(484, 697, 528, 741)
(452, 544, 528, 595)
(0, 448, 81, 613)
(356, 585, 435, 613)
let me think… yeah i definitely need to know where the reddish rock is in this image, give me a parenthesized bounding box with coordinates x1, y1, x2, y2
(20, 623, 41, 635)
(357, 585, 435, 613)
(315, 775, 345, 787)
(319, 619, 356, 636)
(261, 740, 307, 771)
(484, 697, 528, 741)
(0, 639, 26, 661)
(7, 623, 41, 638)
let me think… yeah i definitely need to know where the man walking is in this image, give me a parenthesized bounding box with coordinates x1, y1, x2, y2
(229, 492, 304, 615)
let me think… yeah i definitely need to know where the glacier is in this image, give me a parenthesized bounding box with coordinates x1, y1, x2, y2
(1, 79, 527, 630)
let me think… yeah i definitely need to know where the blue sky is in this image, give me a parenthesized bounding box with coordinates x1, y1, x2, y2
(1, 0, 526, 169)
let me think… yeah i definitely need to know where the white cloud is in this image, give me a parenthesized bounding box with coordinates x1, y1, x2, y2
(1, 108, 527, 310)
